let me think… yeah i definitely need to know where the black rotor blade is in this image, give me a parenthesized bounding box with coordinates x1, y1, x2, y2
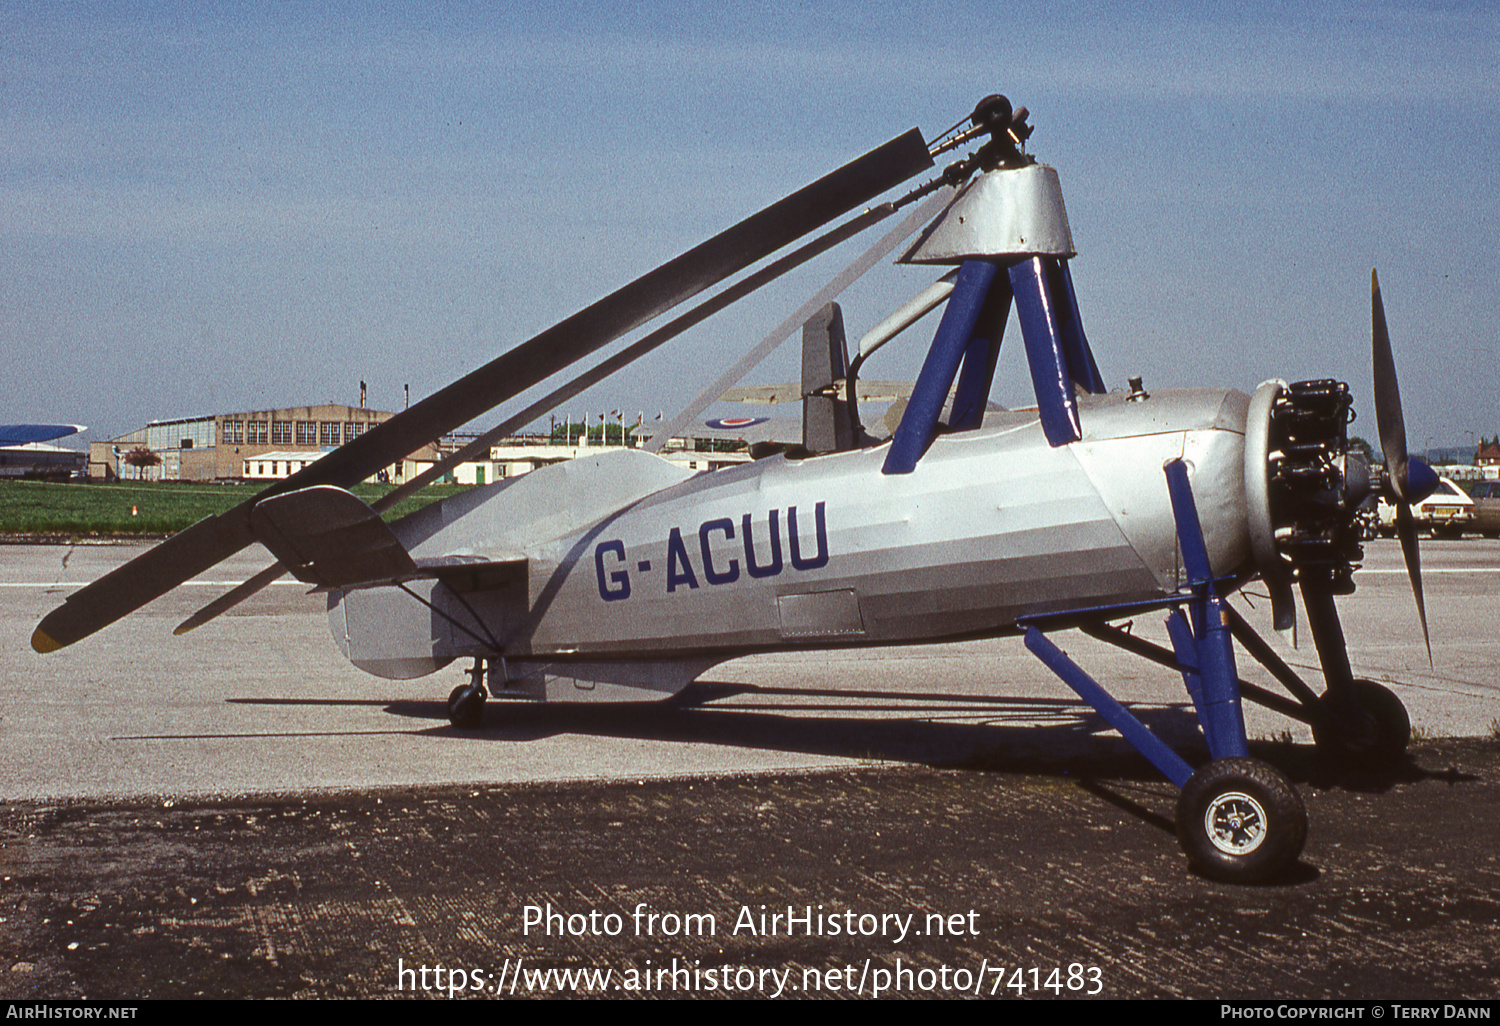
(172, 562, 287, 637)
(35, 127, 934, 653)
(265, 127, 931, 500)
(1371, 269, 1410, 500)
(172, 202, 901, 635)
(33, 501, 259, 652)
(1394, 501, 1433, 665)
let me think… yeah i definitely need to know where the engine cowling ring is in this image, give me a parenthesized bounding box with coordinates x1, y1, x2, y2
(1244, 379, 1296, 632)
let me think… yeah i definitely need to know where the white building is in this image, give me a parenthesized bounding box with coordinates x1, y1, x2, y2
(242, 451, 328, 480)
(411, 437, 752, 487)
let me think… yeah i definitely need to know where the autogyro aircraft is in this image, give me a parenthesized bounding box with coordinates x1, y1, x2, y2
(33, 95, 1441, 883)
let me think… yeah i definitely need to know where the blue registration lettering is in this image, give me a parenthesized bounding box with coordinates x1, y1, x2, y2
(742, 510, 783, 579)
(787, 502, 828, 571)
(666, 527, 700, 592)
(699, 518, 739, 585)
(594, 540, 631, 601)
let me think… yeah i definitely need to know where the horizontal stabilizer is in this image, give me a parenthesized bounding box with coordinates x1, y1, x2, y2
(412, 553, 528, 595)
(250, 486, 418, 588)
(718, 381, 919, 405)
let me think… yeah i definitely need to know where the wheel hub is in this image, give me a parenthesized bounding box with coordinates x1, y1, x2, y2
(1204, 790, 1268, 855)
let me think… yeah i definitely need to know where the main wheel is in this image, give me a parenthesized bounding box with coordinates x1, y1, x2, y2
(1176, 758, 1307, 884)
(447, 684, 486, 729)
(1311, 678, 1410, 763)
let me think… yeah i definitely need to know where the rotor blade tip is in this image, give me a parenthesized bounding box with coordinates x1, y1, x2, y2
(31, 628, 63, 654)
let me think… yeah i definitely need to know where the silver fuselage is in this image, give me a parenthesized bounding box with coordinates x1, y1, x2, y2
(329, 388, 1252, 697)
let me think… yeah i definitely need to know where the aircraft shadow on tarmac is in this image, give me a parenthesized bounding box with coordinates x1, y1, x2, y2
(229, 679, 1456, 797)
(221, 684, 1474, 888)
(232, 681, 1201, 775)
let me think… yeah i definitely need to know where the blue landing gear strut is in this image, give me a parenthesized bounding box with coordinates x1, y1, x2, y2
(1021, 459, 1308, 883)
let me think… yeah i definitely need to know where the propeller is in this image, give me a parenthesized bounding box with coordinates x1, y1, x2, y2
(1245, 271, 1438, 754)
(1298, 269, 1440, 755)
(1370, 269, 1436, 662)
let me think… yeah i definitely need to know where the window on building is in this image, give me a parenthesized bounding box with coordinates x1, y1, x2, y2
(296, 421, 316, 445)
(346, 422, 365, 441)
(320, 422, 340, 446)
(272, 421, 291, 444)
(223, 421, 244, 444)
(247, 421, 268, 444)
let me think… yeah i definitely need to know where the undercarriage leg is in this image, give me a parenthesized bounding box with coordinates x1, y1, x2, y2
(446, 658, 490, 729)
(1162, 459, 1305, 881)
(1165, 601, 1248, 760)
(1023, 627, 1193, 788)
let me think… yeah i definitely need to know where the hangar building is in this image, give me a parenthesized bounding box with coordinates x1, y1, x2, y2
(91, 404, 434, 482)
(0, 443, 87, 480)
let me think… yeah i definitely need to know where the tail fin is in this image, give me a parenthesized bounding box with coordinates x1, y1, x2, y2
(801, 302, 856, 454)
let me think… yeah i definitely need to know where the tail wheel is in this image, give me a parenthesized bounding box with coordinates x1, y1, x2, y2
(1311, 678, 1410, 763)
(1176, 758, 1307, 883)
(447, 684, 486, 729)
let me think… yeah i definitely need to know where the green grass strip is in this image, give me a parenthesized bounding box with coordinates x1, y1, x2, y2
(0, 480, 460, 536)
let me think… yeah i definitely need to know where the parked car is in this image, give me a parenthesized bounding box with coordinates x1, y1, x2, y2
(1355, 496, 1381, 541)
(1469, 478, 1500, 538)
(1376, 476, 1475, 539)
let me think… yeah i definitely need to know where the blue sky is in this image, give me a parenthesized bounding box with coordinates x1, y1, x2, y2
(3, 1, 1496, 454)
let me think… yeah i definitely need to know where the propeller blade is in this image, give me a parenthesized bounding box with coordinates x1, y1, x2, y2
(1369, 269, 1434, 664)
(1370, 269, 1410, 500)
(1393, 501, 1433, 665)
(35, 127, 935, 653)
